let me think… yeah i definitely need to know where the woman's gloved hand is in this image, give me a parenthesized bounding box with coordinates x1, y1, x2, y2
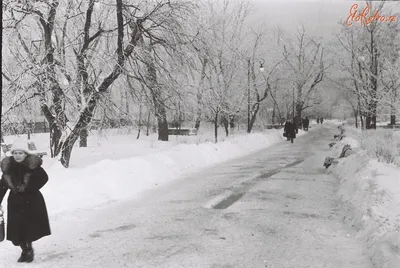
(17, 185, 27, 193)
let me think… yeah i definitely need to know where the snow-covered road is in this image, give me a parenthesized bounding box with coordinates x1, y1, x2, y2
(0, 126, 372, 268)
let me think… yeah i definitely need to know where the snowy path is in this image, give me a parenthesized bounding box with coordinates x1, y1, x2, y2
(0, 126, 372, 268)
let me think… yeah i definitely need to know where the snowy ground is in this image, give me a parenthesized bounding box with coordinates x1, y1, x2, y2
(1, 123, 375, 267)
(1, 122, 398, 268)
(1, 127, 306, 215)
(325, 122, 400, 268)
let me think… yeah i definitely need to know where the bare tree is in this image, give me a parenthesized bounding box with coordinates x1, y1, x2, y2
(283, 26, 327, 127)
(245, 29, 286, 133)
(2, 0, 175, 167)
(335, 1, 400, 128)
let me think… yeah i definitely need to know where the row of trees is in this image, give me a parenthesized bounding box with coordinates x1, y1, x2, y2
(2, 0, 331, 167)
(333, 1, 400, 129)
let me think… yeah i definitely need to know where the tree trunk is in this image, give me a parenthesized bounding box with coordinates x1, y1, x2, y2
(194, 119, 201, 130)
(79, 128, 88, 147)
(57, 91, 100, 167)
(125, 87, 130, 115)
(295, 102, 302, 130)
(272, 104, 276, 124)
(354, 110, 358, 128)
(366, 116, 371, 130)
(390, 115, 396, 125)
(146, 48, 168, 141)
(146, 109, 151, 136)
(155, 105, 168, 141)
(137, 103, 142, 139)
(50, 124, 62, 157)
(366, 31, 378, 130)
(214, 110, 219, 143)
(390, 84, 397, 125)
(195, 58, 207, 130)
(229, 115, 235, 131)
(222, 115, 229, 137)
(60, 132, 79, 168)
(360, 112, 364, 130)
(248, 104, 260, 133)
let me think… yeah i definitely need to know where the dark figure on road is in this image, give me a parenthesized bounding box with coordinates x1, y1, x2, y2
(0, 140, 51, 263)
(303, 117, 310, 131)
(284, 119, 296, 144)
(293, 117, 299, 134)
(320, 117, 324, 124)
(317, 117, 320, 124)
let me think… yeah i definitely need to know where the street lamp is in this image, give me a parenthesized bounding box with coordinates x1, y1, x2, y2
(247, 58, 266, 133)
(259, 59, 265, 72)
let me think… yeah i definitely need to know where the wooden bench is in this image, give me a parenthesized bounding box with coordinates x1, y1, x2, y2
(334, 134, 346, 141)
(168, 128, 198, 136)
(324, 144, 352, 169)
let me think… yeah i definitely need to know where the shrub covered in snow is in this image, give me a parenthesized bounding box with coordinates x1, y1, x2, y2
(360, 130, 400, 166)
(342, 127, 400, 166)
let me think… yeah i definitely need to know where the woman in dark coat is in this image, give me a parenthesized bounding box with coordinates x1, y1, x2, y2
(0, 140, 51, 263)
(284, 119, 296, 143)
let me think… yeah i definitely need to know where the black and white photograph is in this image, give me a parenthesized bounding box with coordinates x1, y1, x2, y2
(1, 0, 399, 267)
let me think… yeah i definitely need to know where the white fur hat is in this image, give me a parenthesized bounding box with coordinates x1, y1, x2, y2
(10, 140, 31, 155)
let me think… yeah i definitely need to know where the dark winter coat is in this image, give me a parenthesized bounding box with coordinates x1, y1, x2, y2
(0, 155, 51, 245)
(303, 118, 309, 128)
(284, 122, 296, 138)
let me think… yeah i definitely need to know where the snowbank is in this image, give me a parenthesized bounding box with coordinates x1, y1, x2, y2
(2, 129, 305, 216)
(329, 135, 400, 268)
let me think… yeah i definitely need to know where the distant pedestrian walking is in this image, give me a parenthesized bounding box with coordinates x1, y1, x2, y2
(0, 140, 51, 263)
(317, 117, 320, 124)
(303, 117, 309, 131)
(320, 117, 324, 124)
(284, 119, 296, 144)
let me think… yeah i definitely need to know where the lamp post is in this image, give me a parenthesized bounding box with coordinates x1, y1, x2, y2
(247, 59, 265, 133)
(292, 86, 295, 122)
(247, 59, 251, 133)
(259, 59, 265, 73)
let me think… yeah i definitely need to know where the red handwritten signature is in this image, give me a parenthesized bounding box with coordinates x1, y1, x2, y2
(346, 4, 398, 26)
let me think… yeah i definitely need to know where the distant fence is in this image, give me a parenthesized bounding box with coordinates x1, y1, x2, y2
(377, 124, 400, 130)
(168, 128, 198, 136)
(1, 119, 115, 136)
(1, 121, 49, 136)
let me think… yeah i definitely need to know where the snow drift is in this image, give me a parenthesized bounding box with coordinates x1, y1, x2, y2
(329, 135, 400, 268)
(2, 129, 306, 216)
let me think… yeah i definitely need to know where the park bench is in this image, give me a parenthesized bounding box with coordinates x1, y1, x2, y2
(168, 128, 198, 136)
(323, 144, 352, 169)
(265, 124, 284, 129)
(334, 134, 346, 141)
(377, 124, 400, 129)
(1, 141, 47, 158)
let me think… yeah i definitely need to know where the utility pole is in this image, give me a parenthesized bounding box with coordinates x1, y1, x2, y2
(247, 59, 251, 133)
(292, 86, 295, 121)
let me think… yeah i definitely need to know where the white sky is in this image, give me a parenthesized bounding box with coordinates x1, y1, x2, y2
(248, 0, 400, 40)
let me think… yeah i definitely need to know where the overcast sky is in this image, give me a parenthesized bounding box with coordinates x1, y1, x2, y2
(247, 0, 400, 41)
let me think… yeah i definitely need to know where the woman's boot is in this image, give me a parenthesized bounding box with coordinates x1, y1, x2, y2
(17, 242, 29, 262)
(25, 241, 34, 263)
